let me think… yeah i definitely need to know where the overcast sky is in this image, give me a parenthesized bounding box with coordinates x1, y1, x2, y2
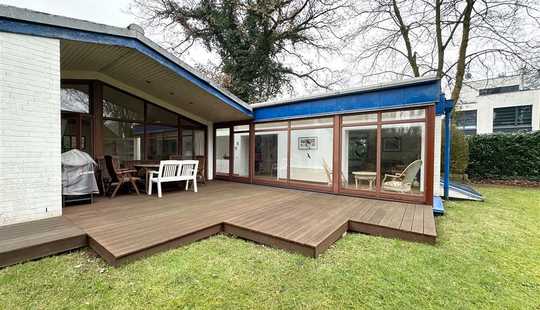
(0, 0, 135, 27)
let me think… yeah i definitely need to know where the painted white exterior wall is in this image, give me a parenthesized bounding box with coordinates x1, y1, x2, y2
(458, 75, 540, 133)
(0, 32, 62, 226)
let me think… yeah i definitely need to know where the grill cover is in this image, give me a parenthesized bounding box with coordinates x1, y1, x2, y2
(61, 149, 99, 195)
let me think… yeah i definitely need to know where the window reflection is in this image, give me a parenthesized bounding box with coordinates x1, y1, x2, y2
(341, 125, 377, 191)
(216, 128, 230, 174)
(103, 120, 144, 162)
(254, 131, 287, 180)
(381, 123, 425, 194)
(146, 125, 178, 160)
(290, 127, 333, 185)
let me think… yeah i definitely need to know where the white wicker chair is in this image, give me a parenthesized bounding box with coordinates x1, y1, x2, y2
(382, 160, 422, 193)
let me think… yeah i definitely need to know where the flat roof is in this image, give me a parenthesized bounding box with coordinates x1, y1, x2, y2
(0, 4, 252, 113)
(252, 76, 440, 108)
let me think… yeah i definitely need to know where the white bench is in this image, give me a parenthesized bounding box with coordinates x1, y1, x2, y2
(147, 160, 199, 198)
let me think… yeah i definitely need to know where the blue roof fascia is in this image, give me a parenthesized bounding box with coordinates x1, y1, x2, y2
(254, 79, 442, 122)
(0, 18, 253, 118)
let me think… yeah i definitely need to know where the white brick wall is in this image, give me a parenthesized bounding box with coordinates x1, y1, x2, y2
(0, 32, 61, 226)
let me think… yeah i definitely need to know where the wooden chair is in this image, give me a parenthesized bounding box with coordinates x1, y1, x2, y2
(96, 157, 111, 197)
(104, 155, 141, 198)
(148, 160, 198, 198)
(195, 155, 206, 184)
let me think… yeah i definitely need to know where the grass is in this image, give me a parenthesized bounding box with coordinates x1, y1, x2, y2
(1, 186, 539, 309)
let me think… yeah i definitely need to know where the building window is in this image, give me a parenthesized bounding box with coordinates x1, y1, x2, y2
(61, 83, 93, 155)
(61, 84, 90, 113)
(479, 85, 519, 96)
(456, 110, 477, 135)
(493, 105, 532, 133)
(341, 109, 426, 196)
(101, 84, 205, 162)
(254, 122, 288, 181)
(233, 125, 250, 177)
(215, 128, 230, 175)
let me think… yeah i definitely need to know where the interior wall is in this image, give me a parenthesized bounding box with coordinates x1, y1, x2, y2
(290, 128, 333, 183)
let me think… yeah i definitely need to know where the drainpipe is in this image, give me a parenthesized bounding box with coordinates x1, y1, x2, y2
(443, 101, 453, 200)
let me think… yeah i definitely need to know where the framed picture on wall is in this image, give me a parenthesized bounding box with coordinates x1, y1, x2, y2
(298, 137, 318, 150)
(383, 137, 401, 152)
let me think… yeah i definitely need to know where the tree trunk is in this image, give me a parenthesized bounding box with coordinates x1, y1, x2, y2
(450, 0, 475, 103)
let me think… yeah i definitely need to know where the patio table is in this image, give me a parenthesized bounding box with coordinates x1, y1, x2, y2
(134, 164, 160, 193)
(352, 171, 377, 190)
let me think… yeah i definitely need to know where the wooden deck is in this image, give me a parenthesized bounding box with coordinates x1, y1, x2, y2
(1, 181, 436, 267)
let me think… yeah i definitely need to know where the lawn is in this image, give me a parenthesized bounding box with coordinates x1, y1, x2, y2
(1, 186, 539, 309)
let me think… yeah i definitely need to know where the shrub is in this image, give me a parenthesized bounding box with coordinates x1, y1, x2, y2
(451, 124, 470, 175)
(467, 131, 540, 181)
(441, 123, 470, 176)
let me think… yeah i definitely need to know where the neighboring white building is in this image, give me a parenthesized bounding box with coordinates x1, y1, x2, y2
(456, 73, 540, 134)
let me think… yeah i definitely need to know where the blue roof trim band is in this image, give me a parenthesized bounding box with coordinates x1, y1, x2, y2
(254, 80, 442, 122)
(0, 18, 253, 117)
(253, 101, 437, 123)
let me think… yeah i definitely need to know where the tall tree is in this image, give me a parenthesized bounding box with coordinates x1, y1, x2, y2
(352, 0, 540, 103)
(132, 0, 351, 103)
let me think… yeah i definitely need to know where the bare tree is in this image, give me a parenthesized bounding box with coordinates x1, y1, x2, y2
(131, 0, 352, 103)
(352, 0, 540, 103)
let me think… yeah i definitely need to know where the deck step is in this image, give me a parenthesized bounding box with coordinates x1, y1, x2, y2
(0, 217, 87, 268)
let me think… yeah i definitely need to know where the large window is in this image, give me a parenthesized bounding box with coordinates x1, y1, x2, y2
(233, 125, 250, 177)
(341, 109, 427, 197)
(456, 110, 477, 135)
(216, 128, 230, 175)
(61, 84, 90, 113)
(103, 120, 144, 162)
(342, 114, 377, 191)
(254, 122, 288, 181)
(493, 105, 532, 133)
(103, 86, 145, 161)
(61, 83, 92, 154)
(146, 125, 178, 160)
(289, 118, 333, 185)
(216, 107, 431, 202)
(103, 85, 145, 121)
(146, 104, 178, 160)
(101, 85, 206, 162)
(381, 123, 425, 195)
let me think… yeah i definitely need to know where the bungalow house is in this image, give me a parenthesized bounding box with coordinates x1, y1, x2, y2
(0, 5, 453, 266)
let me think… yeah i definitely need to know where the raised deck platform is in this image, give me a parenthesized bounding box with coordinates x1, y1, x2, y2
(0, 217, 86, 268)
(1, 181, 436, 267)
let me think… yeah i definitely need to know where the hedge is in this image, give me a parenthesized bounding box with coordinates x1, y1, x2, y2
(467, 131, 540, 181)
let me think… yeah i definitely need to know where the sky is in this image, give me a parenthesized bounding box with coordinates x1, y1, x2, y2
(1, 0, 532, 99)
(0, 0, 351, 99)
(0, 0, 135, 27)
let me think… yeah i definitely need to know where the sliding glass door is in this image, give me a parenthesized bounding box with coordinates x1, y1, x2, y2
(340, 109, 427, 199)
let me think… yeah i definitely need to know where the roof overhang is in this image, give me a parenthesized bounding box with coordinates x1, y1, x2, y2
(0, 5, 253, 123)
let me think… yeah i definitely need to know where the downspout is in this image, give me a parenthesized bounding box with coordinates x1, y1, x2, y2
(443, 98, 454, 200)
